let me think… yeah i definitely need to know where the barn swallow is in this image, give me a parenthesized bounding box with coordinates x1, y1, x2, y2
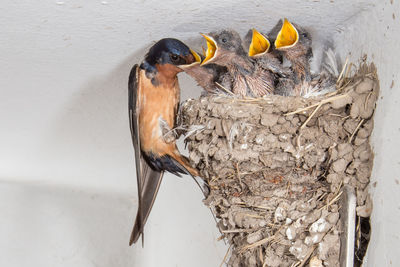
(183, 54, 233, 95)
(274, 18, 313, 96)
(201, 29, 274, 97)
(244, 28, 292, 78)
(128, 38, 202, 245)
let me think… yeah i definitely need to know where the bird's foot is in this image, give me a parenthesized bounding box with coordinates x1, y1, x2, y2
(162, 130, 176, 143)
(159, 118, 177, 144)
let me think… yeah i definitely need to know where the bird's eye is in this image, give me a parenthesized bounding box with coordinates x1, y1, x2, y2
(222, 38, 227, 43)
(301, 32, 308, 38)
(170, 54, 179, 62)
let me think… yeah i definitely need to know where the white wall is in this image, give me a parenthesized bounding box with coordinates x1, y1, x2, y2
(333, 1, 400, 266)
(0, 1, 398, 266)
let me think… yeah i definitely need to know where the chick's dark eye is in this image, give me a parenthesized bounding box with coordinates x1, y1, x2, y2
(170, 54, 179, 62)
(222, 38, 227, 43)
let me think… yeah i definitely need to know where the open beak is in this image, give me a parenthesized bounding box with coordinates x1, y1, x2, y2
(200, 34, 217, 65)
(274, 18, 299, 49)
(248, 28, 271, 57)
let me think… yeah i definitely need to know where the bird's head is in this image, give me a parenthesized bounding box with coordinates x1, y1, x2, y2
(142, 38, 201, 76)
(201, 29, 246, 66)
(274, 18, 312, 56)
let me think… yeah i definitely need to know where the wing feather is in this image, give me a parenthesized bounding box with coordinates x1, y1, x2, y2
(128, 65, 164, 245)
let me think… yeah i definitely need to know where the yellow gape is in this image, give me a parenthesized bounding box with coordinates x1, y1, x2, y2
(248, 29, 270, 57)
(200, 34, 217, 65)
(275, 18, 299, 49)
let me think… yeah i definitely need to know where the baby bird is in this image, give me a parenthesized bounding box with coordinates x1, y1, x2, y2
(183, 54, 233, 95)
(200, 29, 275, 97)
(244, 28, 292, 78)
(273, 18, 313, 96)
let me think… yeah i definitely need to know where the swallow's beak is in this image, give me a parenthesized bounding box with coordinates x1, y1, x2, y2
(190, 49, 202, 63)
(248, 28, 271, 57)
(274, 18, 299, 49)
(200, 34, 217, 65)
(179, 49, 201, 69)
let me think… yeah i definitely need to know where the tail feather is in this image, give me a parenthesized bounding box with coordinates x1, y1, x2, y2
(129, 158, 164, 246)
(130, 209, 143, 246)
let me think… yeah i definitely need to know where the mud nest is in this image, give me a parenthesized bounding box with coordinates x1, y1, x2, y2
(181, 63, 378, 266)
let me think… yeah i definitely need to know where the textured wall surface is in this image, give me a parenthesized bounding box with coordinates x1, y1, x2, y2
(333, 1, 400, 266)
(0, 0, 398, 266)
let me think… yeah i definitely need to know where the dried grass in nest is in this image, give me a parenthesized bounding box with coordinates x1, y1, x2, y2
(181, 63, 378, 266)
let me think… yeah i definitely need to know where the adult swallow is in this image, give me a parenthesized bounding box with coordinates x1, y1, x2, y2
(128, 38, 202, 245)
(274, 18, 313, 96)
(183, 54, 232, 95)
(201, 29, 274, 97)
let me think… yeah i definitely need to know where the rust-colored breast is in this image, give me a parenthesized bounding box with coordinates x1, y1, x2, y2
(137, 69, 179, 156)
